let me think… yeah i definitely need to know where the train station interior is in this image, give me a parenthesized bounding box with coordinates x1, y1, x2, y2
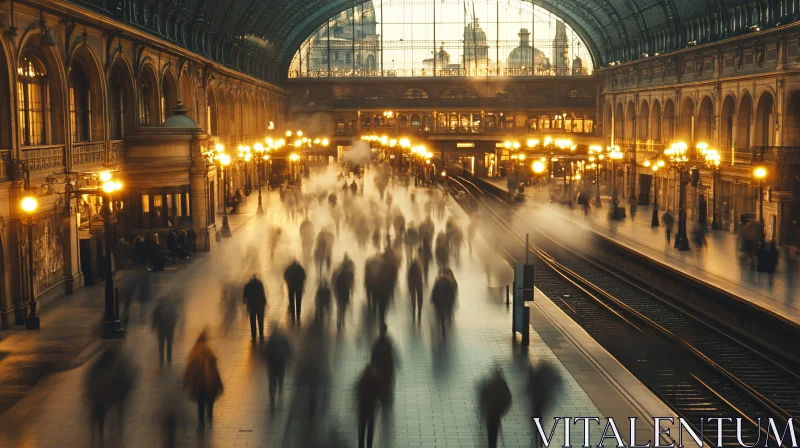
(0, 0, 799, 447)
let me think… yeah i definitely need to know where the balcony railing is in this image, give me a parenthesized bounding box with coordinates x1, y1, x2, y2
(72, 141, 105, 168)
(289, 67, 591, 79)
(330, 96, 594, 110)
(755, 146, 800, 164)
(21, 145, 65, 174)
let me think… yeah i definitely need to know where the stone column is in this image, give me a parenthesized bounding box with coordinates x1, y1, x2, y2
(62, 210, 83, 294)
(190, 143, 211, 252)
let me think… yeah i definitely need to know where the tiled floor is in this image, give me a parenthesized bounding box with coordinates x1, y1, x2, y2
(0, 175, 606, 448)
(484, 176, 800, 326)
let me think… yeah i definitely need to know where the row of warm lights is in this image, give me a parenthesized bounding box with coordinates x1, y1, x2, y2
(501, 137, 575, 151)
(22, 171, 122, 214)
(410, 145, 434, 159)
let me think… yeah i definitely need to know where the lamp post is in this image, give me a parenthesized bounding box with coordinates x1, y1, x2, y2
(21, 196, 39, 330)
(609, 145, 623, 220)
(589, 145, 603, 208)
(664, 142, 691, 250)
(644, 159, 665, 227)
(703, 148, 722, 230)
(254, 143, 266, 214)
(217, 146, 232, 237)
(754, 166, 768, 244)
(100, 175, 125, 338)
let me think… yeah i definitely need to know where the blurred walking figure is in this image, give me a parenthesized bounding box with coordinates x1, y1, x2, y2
(84, 346, 138, 443)
(284, 260, 307, 324)
(467, 214, 479, 253)
(151, 298, 179, 366)
(268, 226, 283, 260)
(371, 324, 398, 410)
(315, 279, 333, 323)
(300, 219, 315, 259)
(479, 368, 512, 448)
(527, 361, 562, 446)
(183, 330, 224, 429)
(333, 254, 355, 330)
(263, 322, 293, 411)
(356, 364, 381, 448)
(662, 211, 675, 244)
(693, 223, 707, 261)
(432, 269, 458, 337)
(294, 323, 332, 419)
(314, 229, 335, 275)
(407, 258, 424, 322)
(243, 274, 268, 340)
(219, 282, 240, 335)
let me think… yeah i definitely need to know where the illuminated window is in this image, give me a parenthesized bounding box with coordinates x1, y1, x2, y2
(138, 78, 152, 126)
(17, 54, 47, 146)
(69, 60, 92, 142)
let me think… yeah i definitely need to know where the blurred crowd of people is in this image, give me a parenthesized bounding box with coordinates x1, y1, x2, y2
(79, 160, 561, 448)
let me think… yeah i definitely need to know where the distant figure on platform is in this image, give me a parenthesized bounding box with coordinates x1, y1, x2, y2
(151, 298, 179, 366)
(284, 260, 307, 323)
(479, 368, 512, 448)
(333, 254, 355, 330)
(371, 324, 398, 411)
(356, 364, 381, 448)
(527, 361, 562, 425)
(263, 322, 292, 411)
(183, 330, 223, 429)
(407, 258, 423, 322)
(243, 274, 267, 340)
(662, 211, 675, 244)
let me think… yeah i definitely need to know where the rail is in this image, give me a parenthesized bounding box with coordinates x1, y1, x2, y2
(72, 141, 105, 168)
(20, 145, 65, 174)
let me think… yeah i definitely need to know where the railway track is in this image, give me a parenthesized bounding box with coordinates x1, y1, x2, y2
(446, 172, 799, 445)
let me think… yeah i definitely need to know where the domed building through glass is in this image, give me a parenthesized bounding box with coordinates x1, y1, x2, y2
(289, 0, 594, 78)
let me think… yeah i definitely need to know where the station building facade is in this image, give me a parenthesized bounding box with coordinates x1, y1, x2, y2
(0, 1, 287, 327)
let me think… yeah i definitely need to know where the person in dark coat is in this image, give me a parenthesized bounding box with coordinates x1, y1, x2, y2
(167, 230, 179, 260)
(151, 298, 179, 365)
(183, 330, 223, 428)
(370, 324, 398, 409)
(350, 180, 358, 196)
(332, 254, 355, 330)
(84, 346, 137, 441)
(243, 274, 268, 340)
(479, 368, 512, 448)
(284, 260, 307, 323)
(115, 237, 132, 271)
(131, 234, 147, 267)
(356, 364, 381, 448)
(263, 322, 292, 411)
(407, 259, 423, 322)
(315, 279, 333, 323)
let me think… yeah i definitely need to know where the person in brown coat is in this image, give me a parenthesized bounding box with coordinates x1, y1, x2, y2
(183, 330, 224, 428)
(479, 367, 512, 448)
(356, 364, 381, 448)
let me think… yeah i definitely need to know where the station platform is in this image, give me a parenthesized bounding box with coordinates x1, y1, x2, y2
(481, 175, 800, 328)
(0, 175, 672, 447)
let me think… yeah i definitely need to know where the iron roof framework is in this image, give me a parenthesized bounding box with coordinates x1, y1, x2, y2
(72, 0, 792, 84)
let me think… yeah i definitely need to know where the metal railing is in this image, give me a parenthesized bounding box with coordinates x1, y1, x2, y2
(108, 140, 123, 164)
(72, 141, 105, 168)
(21, 145, 65, 174)
(289, 67, 591, 79)
(330, 96, 594, 109)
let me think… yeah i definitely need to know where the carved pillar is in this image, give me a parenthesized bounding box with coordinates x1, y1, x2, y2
(190, 137, 211, 251)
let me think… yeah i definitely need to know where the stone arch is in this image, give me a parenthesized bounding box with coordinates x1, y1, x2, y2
(638, 99, 649, 140)
(108, 55, 136, 139)
(0, 33, 13, 148)
(206, 83, 219, 136)
(227, 88, 238, 140)
(605, 102, 613, 138)
(624, 100, 635, 140)
(614, 102, 624, 139)
(662, 98, 675, 142)
(737, 93, 753, 149)
(754, 90, 775, 147)
(160, 67, 178, 122)
(69, 44, 106, 142)
(697, 95, 714, 144)
(216, 83, 229, 137)
(137, 61, 159, 127)
(720, 95, 736, 150)
(17, 31, 68, 145)
(679, 96, 695, 142)
(650, 99, 662, 141)
(785, 90, 800, 145)
(179, 69, 196, 122)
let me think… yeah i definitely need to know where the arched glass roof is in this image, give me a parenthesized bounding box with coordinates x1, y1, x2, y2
(288, 0, 594, 79)
(71, 0, 792, 84)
